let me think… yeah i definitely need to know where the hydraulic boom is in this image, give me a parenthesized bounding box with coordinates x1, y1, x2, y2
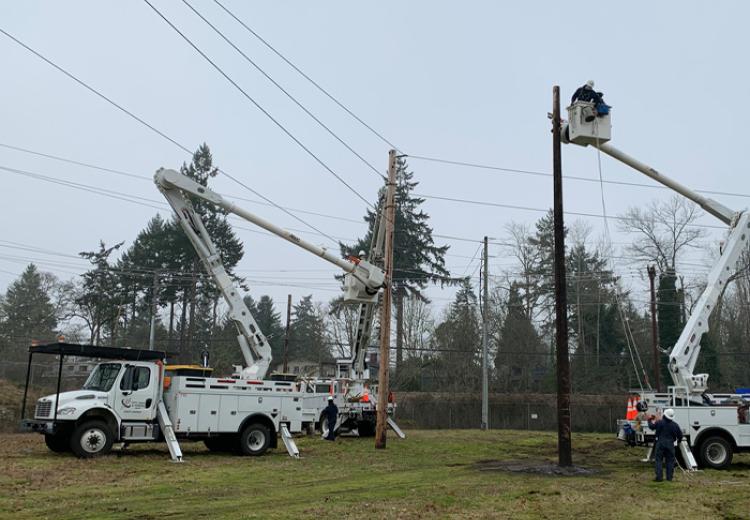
(155, 168, 385, 380)
(563, 104, 747, 396)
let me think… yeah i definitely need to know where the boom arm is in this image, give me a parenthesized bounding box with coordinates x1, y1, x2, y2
(155, 168, 385, 380)
(564, 114, 746, 394)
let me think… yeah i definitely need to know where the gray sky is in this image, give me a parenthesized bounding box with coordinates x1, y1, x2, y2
(2, 1, 749, 317)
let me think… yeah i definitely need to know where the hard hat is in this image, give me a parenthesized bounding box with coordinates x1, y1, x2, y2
(327, 395, 334, 401)
(664, 408, 675, 420)
(586, 80, 595, 88)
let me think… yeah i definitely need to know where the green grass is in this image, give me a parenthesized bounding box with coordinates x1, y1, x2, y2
(1, 430, 748, 519)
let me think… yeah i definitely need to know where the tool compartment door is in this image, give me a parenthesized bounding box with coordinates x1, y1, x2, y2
(173, 392, 199, 433)
(198, 394, 221, 433)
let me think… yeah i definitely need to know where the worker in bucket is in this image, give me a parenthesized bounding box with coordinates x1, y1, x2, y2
(647, 408, 683, 482)
(323, 395, 338, 441)
(571, 80, 610, 120)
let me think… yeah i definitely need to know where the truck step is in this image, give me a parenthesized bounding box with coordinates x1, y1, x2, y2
(280, 424, 300, 458)
(387, 417, 406, 439)
(157, 401, 183, 462)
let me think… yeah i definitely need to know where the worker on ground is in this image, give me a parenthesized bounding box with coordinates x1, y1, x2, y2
(647, 408, 683, 482)
(324, 395, 338, 441)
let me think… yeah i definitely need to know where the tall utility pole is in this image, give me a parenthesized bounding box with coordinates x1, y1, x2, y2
(481, 236, 489, 430)
(648, 265, 660, 392)
(283, 294, 292, 373)
(552, 85, 572, 467)
(375, 149, 397, 450)
(149, 268, 161, 351)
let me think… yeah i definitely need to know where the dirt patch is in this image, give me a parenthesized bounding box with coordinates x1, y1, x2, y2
(474, 459, 597, 476)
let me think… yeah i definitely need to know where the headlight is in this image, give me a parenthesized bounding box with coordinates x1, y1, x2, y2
(57, 407, 77, 416)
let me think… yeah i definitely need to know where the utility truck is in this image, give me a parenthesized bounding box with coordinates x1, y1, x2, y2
(21, 167, 388, 460)
(562, 98, 750, 469)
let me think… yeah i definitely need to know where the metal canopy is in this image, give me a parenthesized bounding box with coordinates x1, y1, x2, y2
(28, 342, 166, 361)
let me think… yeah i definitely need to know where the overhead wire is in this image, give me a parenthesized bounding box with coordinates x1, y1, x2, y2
(212, 0, 401, 153)
(141, 0, 375, 210)
(0, 25, 341, 246)
(180, 0, 384, 180)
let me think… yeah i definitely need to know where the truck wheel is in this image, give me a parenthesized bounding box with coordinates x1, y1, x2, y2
(357, 420, 375, 437)
(699, 436, 733, 470)
(44, 433, 70, 453)
(70, 420, 114, 458)
(239, 423, 271, 456)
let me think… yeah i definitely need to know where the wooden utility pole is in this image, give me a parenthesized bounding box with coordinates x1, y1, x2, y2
(552, 86, 572, 467)
(481, 236, 489, 430)
(375, 149, 397, 450)
(149, 268, 160, 350)
(283, 294, 292, 373)
(647, 265, 660, 391)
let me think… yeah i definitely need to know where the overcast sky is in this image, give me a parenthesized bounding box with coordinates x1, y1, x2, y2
(2, 1, 749, 321)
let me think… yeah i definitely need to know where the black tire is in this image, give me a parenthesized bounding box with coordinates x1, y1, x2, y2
(239, 423, 271, 456)
(70, 420, 114, 458)
(698, 436, 733, 470)
(44, 433, 70, 453)
(357, 420, 375, 437)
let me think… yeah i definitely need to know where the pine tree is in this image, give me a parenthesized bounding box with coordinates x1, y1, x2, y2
(341, 157, 452, 369)
(432, 279, 481, 392)
(288, 296, 331, 363)
(494, 282, 545, 392)
(657, 269, 682, 386)
(0, 264, 58, 357)
(244, 295, 285, 362)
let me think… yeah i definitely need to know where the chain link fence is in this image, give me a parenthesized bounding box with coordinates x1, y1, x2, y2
(394, 392, 625, 433)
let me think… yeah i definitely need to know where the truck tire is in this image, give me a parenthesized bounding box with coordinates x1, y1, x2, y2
(239, 423, 271, 456)
(357, 420, 375, 437)
(698, 436, 733, 470)
(70, 420, 114, 458)
(44, 433, 70, 453)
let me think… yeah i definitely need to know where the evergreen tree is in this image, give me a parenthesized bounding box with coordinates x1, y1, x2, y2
(341, 157, 452, 369)
(657, 269, 682, 386)
(288, 295, 331, 363)
(494, 282, 546, 392)
(431, 279, 481, 392)
(0, 264, 58, 362)
(75, 241, 126, 345)
(244, 295, 285, 362)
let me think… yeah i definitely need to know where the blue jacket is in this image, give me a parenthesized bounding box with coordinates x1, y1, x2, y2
(648, 417, 683, 447)
(325, 402, 338, 423)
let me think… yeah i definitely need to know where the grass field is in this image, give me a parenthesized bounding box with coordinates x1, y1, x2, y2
(1, 429, 748, 519)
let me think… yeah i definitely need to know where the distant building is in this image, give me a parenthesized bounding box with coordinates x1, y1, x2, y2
(271, 359, 337, 378)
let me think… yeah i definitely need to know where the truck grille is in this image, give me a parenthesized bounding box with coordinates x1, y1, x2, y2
(35, 401, 52, 418)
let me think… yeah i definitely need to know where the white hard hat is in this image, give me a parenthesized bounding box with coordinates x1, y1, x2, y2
(327, 395, 334, 401)
(664, 408, 675, 420)
(586, 80, 595, 88)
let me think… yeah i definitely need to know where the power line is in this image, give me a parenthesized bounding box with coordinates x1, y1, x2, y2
(407, 154, 750, 201)
(180, 0, 383, 180)
(141, 0, 375, 209)
(415, 192, 726, 230)
(0, 25, 340, 245)
(212, 0, 400, 152)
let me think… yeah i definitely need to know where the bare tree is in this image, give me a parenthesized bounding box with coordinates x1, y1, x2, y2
(400, 295, 434, 360)
(619, 195, 706, 271)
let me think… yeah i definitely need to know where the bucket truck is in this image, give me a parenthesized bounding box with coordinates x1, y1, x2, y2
(19, 167, 387, 461)
(562, 99, 750, 469)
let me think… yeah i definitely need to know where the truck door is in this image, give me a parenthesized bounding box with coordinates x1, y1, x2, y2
(114, 363, 158, 421)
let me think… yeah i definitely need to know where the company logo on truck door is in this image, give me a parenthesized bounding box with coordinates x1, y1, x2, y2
(121, 397, 147, 409)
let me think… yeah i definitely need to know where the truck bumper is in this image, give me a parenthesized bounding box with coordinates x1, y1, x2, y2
(21, 419, 60, 435)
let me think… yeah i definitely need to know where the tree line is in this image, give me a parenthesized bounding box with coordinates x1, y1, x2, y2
(1, 145, 747, 394)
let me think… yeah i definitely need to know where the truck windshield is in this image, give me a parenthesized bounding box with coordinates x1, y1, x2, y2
(82, 363, 122, 392)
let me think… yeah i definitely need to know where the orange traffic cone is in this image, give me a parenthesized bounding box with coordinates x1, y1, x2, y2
(626, 397, 636, 420)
